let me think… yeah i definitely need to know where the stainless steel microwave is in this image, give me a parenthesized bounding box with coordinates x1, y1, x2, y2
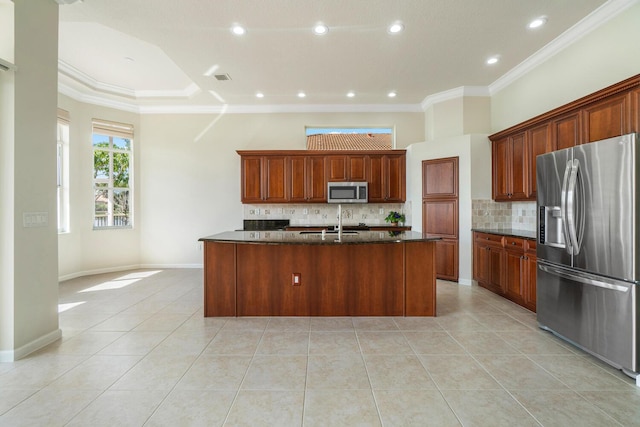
(327, 181, 368, 203)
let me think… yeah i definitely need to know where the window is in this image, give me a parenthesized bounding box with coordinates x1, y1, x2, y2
(57, 109, 70, 233)
(305, 127, 394, 150)
(92, 119, 133, 229)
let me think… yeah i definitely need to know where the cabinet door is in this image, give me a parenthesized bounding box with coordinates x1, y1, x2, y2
(552, 112, 581, 150)
(289, 156, 307, 202)
(367, 155, 384, 202)
(492, 137, 510, 201)
(526, 124, 550, 198)
(582, 92, 631, 143)
(240, 156, 264, 203)
(509, 132, 527, 200)
(434, 239, 458, 282)
(384, 154, 406, 202)
(263, 156, 288, 202)
(423, 200, 457, 239)
(525, 254, 537, 312)
(326, 155, 348, 181)
(422, 157, 458, 199)
(348, 155, 367, 181)
(504, 250, 525, 305)
(306, 156, 326, 202)
(488, 247, 504, 294)
(475, 243, 491, 284)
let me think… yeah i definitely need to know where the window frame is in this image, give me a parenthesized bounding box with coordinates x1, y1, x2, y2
(92, 119, 134, 230)
(57, 110, 70, 234)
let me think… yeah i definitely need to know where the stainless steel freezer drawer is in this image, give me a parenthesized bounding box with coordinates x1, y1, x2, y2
(537, 260, 639, 377)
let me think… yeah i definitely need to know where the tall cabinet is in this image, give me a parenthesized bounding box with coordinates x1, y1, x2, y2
(422, 157, 459, 282)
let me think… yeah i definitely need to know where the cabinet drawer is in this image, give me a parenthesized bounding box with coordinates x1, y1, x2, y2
(474, 232, 503, 246)
(504, 236, 525, 250)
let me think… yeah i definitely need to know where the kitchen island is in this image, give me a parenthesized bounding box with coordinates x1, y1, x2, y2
(199, 230, 439, 317)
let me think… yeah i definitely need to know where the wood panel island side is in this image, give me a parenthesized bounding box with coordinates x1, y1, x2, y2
(199, 230, 439, 317)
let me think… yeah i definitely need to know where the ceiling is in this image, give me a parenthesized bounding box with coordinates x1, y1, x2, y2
(56, 0, 625, 113)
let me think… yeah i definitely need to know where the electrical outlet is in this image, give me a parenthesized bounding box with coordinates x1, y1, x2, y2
(197, 242, 203, 251)
(292, 273, 302, 286)
(303, 208, 308, 215)
(379, 208, 384, 214)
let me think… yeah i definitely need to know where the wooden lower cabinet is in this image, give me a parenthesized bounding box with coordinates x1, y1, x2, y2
(204, 240, 436, 316)
(473, 231, 536, 312)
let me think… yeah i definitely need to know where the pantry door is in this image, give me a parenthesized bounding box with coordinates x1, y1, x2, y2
(422, 157, 459, 282)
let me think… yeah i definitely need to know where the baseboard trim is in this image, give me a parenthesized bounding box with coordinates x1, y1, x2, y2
(458, 278, 472, 286)
(58, 264, 203, 282)
(0, 328, 62, 362)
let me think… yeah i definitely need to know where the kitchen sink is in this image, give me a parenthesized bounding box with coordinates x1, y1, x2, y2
(299, 230, 359, 235)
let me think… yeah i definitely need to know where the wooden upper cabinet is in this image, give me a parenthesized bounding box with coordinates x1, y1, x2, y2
(240, 155, 288, 202)
(240, 156, 264, 203)
(348, 155, 368, 181)
(369, 154, 406, 202)
(422, 157, 458, 199)
(492, 133, 527, 201)
(551, 112, 581, 150)
(289, 155, 327, 203)
(582, 92, 631, 143)
(489, 74, 640, 203)
(385, 154, 406, 202)
(263, 156, 288, 202)
(526, 123, 551, 198)
(239, 150, 405, 204)
(325, 155, 348, 181)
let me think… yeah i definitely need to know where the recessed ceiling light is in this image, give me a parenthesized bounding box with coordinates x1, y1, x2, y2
(347, 91, 355, 98)
(298, 91, 306, 98)
(486, 56, 500, 65)
(231, 25, 246, 36)
(313, 24, 329, 35)
(388, 91, 397, 98)
(528, 16, 547, 29)
(256, 92, 264, 98)
(388, 22, 404, 34)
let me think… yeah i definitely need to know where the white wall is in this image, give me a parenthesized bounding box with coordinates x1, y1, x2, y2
(57, 95, 141, 280)
(491, 2, 640, 131)
(1, 0, 60, 361)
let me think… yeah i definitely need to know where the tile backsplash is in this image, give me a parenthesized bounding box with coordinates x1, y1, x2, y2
(472, 199, 536, 231)
(244, 203, 410, 227)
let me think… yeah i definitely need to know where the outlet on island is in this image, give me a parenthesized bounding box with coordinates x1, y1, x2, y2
(292, 272, 302, 286)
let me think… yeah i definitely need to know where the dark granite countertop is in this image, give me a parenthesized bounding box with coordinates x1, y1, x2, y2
(200, 230, 438, 245)
(285, 225, 411, 231)
(472, 228, 537, 239)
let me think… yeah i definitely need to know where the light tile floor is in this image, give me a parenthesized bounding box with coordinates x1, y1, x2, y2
(1, 268, 639, 426)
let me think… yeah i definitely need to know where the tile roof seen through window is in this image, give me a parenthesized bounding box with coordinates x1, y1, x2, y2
(307, 133, 392, 150)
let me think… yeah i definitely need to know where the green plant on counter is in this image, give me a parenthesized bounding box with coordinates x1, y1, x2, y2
(384, 211, 405, 224)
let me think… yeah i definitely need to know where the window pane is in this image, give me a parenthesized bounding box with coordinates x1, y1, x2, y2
(113, 137, 131, 151)
(112, 152, 130, 187)
(113, 189, 130, 226)
(92, 133, 110, 148)
(94, 149, 110, 180)
(94, 189, 108, 227)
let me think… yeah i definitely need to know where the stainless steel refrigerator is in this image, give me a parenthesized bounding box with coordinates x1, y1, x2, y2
(537, 133, 639, 381)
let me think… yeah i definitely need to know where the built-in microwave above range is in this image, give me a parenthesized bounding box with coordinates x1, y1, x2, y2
(327, 181, 368, 203)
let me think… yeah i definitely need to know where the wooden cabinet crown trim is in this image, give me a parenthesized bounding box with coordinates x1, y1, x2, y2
(489, 73, 640, 141)
(237, 149, 406, 156)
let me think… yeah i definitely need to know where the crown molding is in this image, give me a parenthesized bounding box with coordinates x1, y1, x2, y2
(420, 86, 490, 111)
(489, 0, 639, 95)
(138, 103, 424, 115)
(58, 59, 199, 99)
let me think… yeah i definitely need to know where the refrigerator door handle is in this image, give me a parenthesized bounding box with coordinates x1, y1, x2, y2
(561, 160, 573, 254)
(566, 159, 581, 255)
(538, 262, 631, 292)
